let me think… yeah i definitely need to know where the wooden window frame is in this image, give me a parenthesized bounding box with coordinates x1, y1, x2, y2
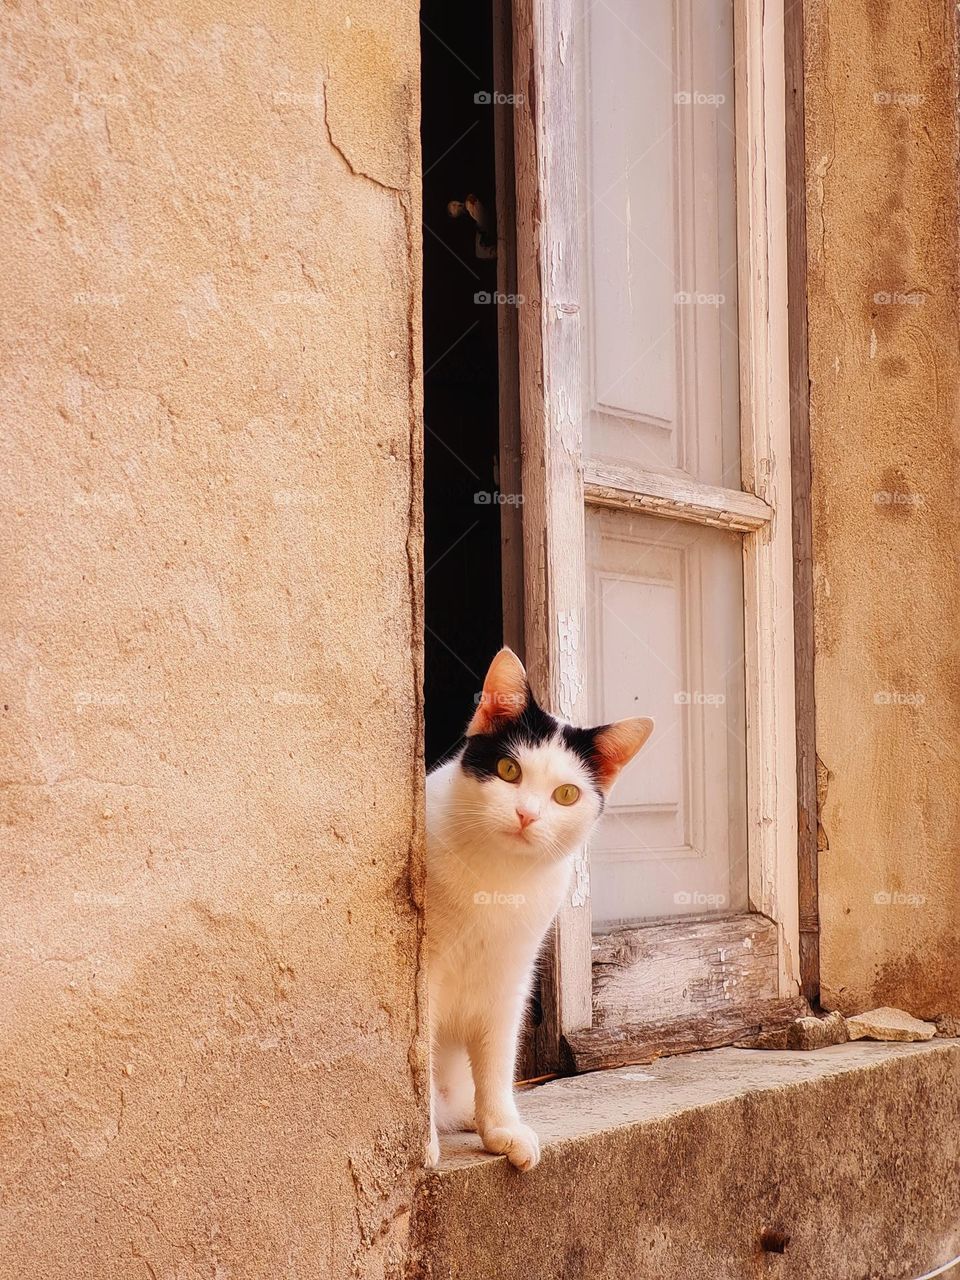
(496, 0, 814, 1074)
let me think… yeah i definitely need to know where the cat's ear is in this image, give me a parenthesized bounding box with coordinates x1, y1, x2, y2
(590, 717, 654, 791)
(466, 647, 529, 736)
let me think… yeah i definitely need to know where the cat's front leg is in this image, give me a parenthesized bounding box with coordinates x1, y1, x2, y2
(425, 1114, 440, 1168)
(425, 1038, 440, 1168)
(469, 1014, 540, 1171)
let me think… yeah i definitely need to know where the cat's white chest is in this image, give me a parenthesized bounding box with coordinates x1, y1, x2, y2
(426, 843, 571, 1009)
(424, 756, 579, 1029)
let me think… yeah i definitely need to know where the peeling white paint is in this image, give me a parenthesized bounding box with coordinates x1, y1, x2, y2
(555, 385, 572, 431)
(550, 239, 562, 290)
(556, 608, 583, 719)
(570, 850, 590, 908)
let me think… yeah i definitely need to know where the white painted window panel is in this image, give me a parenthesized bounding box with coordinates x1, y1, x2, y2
(578, 0, 741, 488)
(586, 509, 748, 927)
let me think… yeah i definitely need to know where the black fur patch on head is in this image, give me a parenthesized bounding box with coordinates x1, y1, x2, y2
(558, 723, 605, 790)
(460, 688, 606, 802)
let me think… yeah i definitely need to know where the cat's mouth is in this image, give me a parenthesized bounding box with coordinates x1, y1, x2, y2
(508, 825, 536, 843)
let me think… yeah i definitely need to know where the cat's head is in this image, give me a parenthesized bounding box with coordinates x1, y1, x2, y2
(454, 647, 654, 858)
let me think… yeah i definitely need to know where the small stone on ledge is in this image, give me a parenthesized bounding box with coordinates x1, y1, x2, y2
(845, 1006, 937, 1043)
(787, 1010, 850, 1050)
(742, 1010, 849, 1050)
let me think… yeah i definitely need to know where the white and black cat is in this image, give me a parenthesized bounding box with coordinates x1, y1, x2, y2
(425, 646, 653, 1170)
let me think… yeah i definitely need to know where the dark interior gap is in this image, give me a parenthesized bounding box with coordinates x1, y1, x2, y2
(421, 0, 503, 768)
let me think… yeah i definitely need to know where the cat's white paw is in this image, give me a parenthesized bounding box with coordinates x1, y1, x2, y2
(480, 1121, 540, 1171)
(425, 1130, 441, 1168)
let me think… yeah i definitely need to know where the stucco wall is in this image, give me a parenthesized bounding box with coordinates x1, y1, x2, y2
(0, 2, 425, 1277)
(805, 0, 960, 1019)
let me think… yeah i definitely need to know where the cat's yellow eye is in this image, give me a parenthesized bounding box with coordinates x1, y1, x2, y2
(496, 757, 521, 783)
(553, 783, 581, 806)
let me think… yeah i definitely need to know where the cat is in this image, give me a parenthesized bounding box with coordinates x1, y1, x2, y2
(424, 646, 653, 1170)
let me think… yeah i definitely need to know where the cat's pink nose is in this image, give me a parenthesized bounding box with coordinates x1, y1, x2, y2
(516, 809, 538, 830)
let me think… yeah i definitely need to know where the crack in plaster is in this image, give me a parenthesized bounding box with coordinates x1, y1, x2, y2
(321, 79, 404, 195)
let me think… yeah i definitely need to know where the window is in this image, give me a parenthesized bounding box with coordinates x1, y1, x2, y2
(503, 0, 805, 1071)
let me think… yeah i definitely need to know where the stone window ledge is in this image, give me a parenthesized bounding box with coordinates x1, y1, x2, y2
(411, 1040, 960, 1280)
